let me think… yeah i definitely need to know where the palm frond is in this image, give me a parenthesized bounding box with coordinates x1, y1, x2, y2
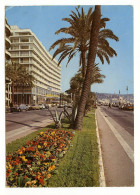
(49, 37, 75, 51)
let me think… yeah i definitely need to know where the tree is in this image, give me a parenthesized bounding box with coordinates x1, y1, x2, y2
(66, 65, 105, 127)
(5, 62, 35, 104)
(17, 68, 35, 103)
(5, 62, 21, 103)
(74, 6, 101, 130)
(49, 6, 118, 78)
(50, 5, 119, 130)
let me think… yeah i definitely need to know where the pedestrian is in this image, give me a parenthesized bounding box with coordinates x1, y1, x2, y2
(108, 102, 111, 108)
(10, 102, 13, 112)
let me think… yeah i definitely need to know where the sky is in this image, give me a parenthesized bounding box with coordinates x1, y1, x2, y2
(5, 5, 133, 94)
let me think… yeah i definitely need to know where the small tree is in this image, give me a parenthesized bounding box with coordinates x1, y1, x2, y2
(5, 62, 35, 104)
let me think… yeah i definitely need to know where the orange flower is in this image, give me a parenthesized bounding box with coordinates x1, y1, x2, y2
(14, 172, 18, 176)
(47, 174, 51, 179)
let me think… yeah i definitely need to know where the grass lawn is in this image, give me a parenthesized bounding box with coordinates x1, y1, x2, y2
(6, 109, 99, 187)
(48, 110, 99, 187)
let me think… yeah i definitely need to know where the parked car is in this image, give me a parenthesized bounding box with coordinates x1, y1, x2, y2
(119, 104, 134, 111)
(39, 104, 45, 109)
(18, 104, 29, 112)
(11, 104, 29, 112)
(45, 104, 49, 109)
(6, 106, 10, 113)
(58, 104, 64, 108)
(51, 103, 56, 107)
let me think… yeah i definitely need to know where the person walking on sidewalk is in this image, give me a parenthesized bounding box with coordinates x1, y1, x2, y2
(10, 102, 13, 112)
(108, 102, 112, 109)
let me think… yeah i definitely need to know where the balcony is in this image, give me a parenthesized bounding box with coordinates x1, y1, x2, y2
(5, 37, 11, 48)
(5, 24, 11, 36)
(5, 50, 11, 59)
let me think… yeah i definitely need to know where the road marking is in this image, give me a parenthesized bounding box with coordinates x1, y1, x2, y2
(99, 109, 134, 164)
(95, 112, 106, 187)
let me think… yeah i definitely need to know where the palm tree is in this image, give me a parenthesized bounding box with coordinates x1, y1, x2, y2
(50, 6, 119, 130)
(49, 6, 118, 78)
(66, 65, 105, 127)
(74, 5, 101, 130)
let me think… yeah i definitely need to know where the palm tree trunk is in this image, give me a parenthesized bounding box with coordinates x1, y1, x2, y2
(74, 6, 101, 130)
(81, 50, 86, 78)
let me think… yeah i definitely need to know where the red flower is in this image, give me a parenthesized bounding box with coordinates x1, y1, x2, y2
(6, 172, 9, 177)
(39, 178, 45, 185)
(14, 172, 18, 176)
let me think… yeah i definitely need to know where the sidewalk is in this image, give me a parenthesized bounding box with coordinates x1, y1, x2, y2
(6, 118, 53, 144)
(96, 107, 134, 186)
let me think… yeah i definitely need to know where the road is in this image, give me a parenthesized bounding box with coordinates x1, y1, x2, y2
(100, 106, 134, 136)
(96, 106, 134, 186)
(6, 108, 71, 144)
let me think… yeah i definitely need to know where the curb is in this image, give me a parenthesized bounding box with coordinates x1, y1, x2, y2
(95, 110, 106, 187)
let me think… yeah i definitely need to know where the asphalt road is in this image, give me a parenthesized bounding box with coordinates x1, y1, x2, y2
(96, 106, 134, 186)
(6, 108, 67, 132)
(100, 106, 134, 136)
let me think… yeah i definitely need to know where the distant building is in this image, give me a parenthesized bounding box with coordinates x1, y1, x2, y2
(8, 25, 61, 104)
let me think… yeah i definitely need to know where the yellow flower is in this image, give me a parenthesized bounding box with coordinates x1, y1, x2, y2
(48, 165, 55, 172)
(43, 162, 49, 166)
(44, 142, 47, 147)
(18, 150, 22, 155)
(38, 145, 41, 149)
(6, 163, 12, 169)
(40, 132, 44, 135)
(46, 151, 51, 156)
(51, 131, 56, 136)
(20, 156, 27, 162)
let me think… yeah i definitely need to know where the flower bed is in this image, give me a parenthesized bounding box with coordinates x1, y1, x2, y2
(6, 129, 74, 187)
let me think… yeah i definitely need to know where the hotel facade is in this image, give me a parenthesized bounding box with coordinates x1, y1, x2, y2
(5, 19, 12, 106)
(7, 25, 61, 105)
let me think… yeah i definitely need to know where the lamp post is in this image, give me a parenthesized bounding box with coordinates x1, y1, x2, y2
(119, 90, 120, 106)
(126, 86, 128, 104)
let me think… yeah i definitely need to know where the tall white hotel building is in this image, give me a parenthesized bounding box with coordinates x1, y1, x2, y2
(8, 25, 61, 105)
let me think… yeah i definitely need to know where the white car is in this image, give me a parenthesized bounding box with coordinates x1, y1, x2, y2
(39, 104, 45, 109)
(16, 104, 29, 112)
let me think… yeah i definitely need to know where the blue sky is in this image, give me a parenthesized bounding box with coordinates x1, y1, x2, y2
(5, 5, 133, 94)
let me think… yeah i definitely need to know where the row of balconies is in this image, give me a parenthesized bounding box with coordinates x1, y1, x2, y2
(31, 66, 60, 89)
(31, 55, 61, 81)
(11, 56, 61, 84)
(32, 75, 60, 93)
(10, 36, 61, 72)
(35, 82, 60, 94)
(10, 50, 61, 79)
(10, 34, 59, 66)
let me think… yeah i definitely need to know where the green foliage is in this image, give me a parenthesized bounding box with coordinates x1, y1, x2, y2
(6, 110, 99, 187)
(48, 110, 100, 187)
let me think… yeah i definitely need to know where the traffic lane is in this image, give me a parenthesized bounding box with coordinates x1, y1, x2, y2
(99, 106, 134, 136)
(6, 110, 52, 132)
(6, 108, 68, 132)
